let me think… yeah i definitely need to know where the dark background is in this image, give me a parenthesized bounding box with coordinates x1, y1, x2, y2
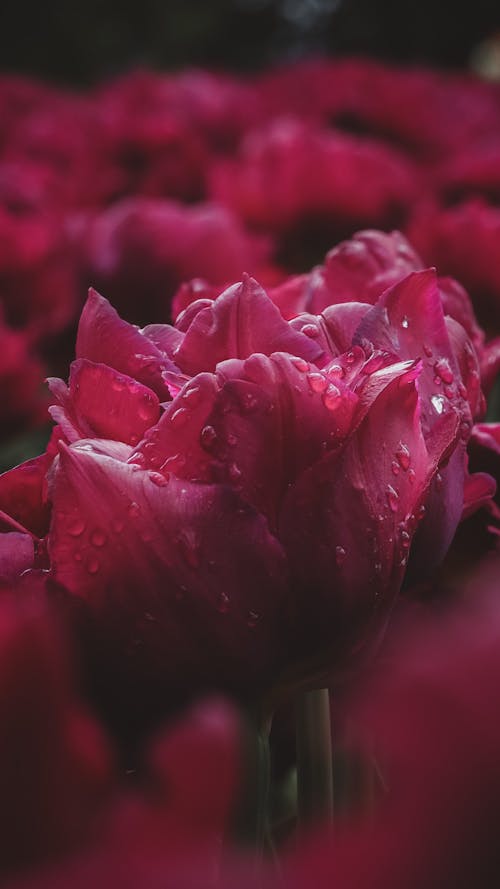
(1, 0, 500, 85)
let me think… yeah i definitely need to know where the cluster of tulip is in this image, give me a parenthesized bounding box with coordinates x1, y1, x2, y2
(0, 57, 499, 888)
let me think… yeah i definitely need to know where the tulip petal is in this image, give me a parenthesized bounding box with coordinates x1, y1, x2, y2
(49, 360, 160, 447)
(76, 290, 177, 398)
(49, 445, 289, 698)
(279, 364, 459, 666)
(174, 275, 324, 375)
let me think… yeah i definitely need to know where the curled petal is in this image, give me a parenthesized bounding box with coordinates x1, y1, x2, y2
(49, 360, 160, 447)
(76, 290, 177, 399)
(174, 275, 324, 375)
(49, 445, 289, 700)
(279, 364, 459, 666)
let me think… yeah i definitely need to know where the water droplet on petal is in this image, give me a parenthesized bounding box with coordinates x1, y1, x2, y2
(323, 384, 341, 410)
(91, 529, 107, 547)
(170, 407, 188, 427)
(401, 316, 409, 329)
(431, 394, 446, 414)
(86, 557, 100, 575)
(408, 468, 416, 484)
(345, 351, 356, 364)
(242, 392, 258, 412)
(128, 501, 140, 518)
(329, 364, 345, 378)
(307, 372, 327, 394)
(423, 344, 433, 358)
(247, 610, 260, 628)
(374, 562, 382, 575)
(67, 517, 85, 537)
(434, 358, 454, 385)
(148, 471, 169, 487)
(396, 442, 411, 471)
(301, 324, 319, 338)
(391, 461, 400, 476)
(226, 432, 238, 447)
(386, 485, 399, 512)
(435, 472, 443, 491)
(335, 545, 347, 566)
(162, 453, 186, 473)
(217, 592, 230, 614)
(291, 357, 309, 373)
(200, 424, 218, 449)
(444, 385, 454, 399)
(182, 385, 201, 404)
(400, 529, 411, 550)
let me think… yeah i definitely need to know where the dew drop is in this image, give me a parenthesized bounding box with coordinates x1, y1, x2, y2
(307, 372, 327, 394)
(418, 504, 426, 520)
(400, 529, 411, 550)
(247, 610, 260, 628)
(291, 357, 309, 373)
(67, 517, 85, 537)
(226, 432, 238, 447)
(444, 385, 454, 399)
(200, 424, 218, 449)
(396, 442, 411, 471)
(329, 364, 344, 377)
(323, 384, 341, 410)
(301, 324, 319, 338)
(345, 351, 356, 364)
(91, 529, 107, 547)
(86, 557, 100, 575)
(128, 501, 140, 518)
(182, 385, 201, 404)
(401, 315, 409, 329)
(408, 468, 416, 484)
(391, 461, 400, 476)
(335, 545, 347, 566)
(242, 392, 258, 412)
(162, 453, 186, 472)
(217, 592, 230, 614)
(423, 344, 433, 358)
(431, 394, 446, 414)
(170, 407, 188, 427)
(374, 562, 382, 575)
(434, 358, 454, 385)
(386, 485, 399, 512)
(435, 473, 443, 491)
(148, 471, 169, 487)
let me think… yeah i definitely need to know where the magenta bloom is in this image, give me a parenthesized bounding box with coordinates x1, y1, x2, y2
(0, 233, 494, 721)
(78, 197, 273, 325)
(209, 118, 418, 267)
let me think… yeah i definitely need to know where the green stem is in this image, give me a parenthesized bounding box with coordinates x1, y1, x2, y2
(296, 688, 334, 826)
